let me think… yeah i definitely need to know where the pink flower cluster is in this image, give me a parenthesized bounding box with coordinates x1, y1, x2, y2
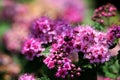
(74, 26, 110, 63)
(92, 3, 117, 24)
(0, 0, 27, 22)
(18, 73, 36, 80)
(31, 17, 55, 44)
(107, 26, 120, 46)
(31, 17, 73, 44)
(44, 35, 81, 78)
(22, 17, 111, 78)
(22, 38, 45, 60)
(22, 17, 73, 60)
(3, 23, 29, 52)
(85, 45, 110, 63)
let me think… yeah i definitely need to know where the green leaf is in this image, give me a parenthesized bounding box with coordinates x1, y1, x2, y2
(93, 23, 105, 31)
(0, 22, 10, 37)
(105, 71, 117, 79)
(37, 77, 50, 80)
(102, 57, 120, 78)
(15, 0, 34, 3)
(42, 47, 50, 57)
(114, 38, 119, 45)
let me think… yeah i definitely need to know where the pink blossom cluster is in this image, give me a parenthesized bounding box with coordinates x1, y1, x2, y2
(4, 23, 29, 52)
(92, 3, 117, 24)
(22, 17, 73, 60)
(31, 17, 56, 44)
(44, 35, 81, 78)
(2, 2, 31, 52)
(18, 73, 36, 80)
(107, 26, 120, 46)
(31, 17, 73, 44)
(22, 38, 45, 60)
(0, 0, 28, 22)
(22, 17, 111, 78)
(73, 26, 110, 63)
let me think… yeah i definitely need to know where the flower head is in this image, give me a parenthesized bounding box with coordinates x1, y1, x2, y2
(43, 34, 81, 78)
(22, 38, 45, 60)
(92, 3, 117, 24)
(85, 45, 110, 63)
(18, 73, 36, 80)
(31, 17, 55, 44)
(73, 25, 111, 63)
(107, 26, 120, 47)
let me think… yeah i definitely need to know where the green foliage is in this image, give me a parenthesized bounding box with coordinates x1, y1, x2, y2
(0, 21, 10, 51)
(93, 23, 105, 31)
(102, 57, 120, 78)
(42, 47, 50, 57)
(114, 38, 119, 45)
(37, 77, 50, 80)
(15, 0, 34, 3)
(0, 21, 10, 37)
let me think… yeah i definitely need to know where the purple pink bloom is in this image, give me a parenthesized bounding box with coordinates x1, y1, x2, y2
(107, 26, 120, 46)
(92, 3, 117, 24)
(3, 23, 29, 52)
(18, 73, 36, 80)
(44, 0, 86, 23)
(43, 35, 81, 78)
(22, 38, 45, 60)
(22, 17, 112, 78)
(73, 25, 110, 63)
(85, 45, 110, 63)
(31, 17, 56, 44)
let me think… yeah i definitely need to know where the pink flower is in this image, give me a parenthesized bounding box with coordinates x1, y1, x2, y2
(3, 23, 29, 52)
(85, 45, 110, 63)
(22, 38, 44, 60)
(63, 62, 71, 70)
(104, 78, 111, 80)
(63, 7, 83, 23)
(47, 61, 55, 69)
(56, 68, 68, 78)
(18, 73, 36, 80)
(92, 3, 117, 24)
(107, 26, 120, 47)
(43, 57, 51, 64)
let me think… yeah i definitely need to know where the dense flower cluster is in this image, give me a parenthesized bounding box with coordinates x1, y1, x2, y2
(18, 73, 36, 80)
(92, 3, 117, 24)
(107, 26, 120, 46)
(31, 17, 55, 44)
(85, 45, 110, 63)
(73, 26, 110, 63)
(44, 35, 81, 78)
(31, 17, 73, 44)
(4, 23, 29, 51)
(22, 17, 73, 60)
(22, 38, 45, 60)
(22, 17, 111, 78)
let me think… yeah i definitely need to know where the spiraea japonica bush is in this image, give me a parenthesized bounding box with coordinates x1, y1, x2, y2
(19, 3, 120, 80)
